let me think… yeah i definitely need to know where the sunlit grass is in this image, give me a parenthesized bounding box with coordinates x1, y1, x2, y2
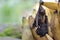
(0, 26, 22, 39)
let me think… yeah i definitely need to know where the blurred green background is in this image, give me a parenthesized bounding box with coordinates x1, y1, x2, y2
(0, 0, 39, 39)
(0, 0, 39, 24)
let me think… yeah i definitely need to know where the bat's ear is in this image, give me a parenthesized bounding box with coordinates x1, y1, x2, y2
(39, 0, 44, 5)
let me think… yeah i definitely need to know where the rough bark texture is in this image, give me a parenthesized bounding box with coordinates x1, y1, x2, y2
(22, 2, 60, 40)
(22, 17, 34, 40)
(50, 3, 60, 40)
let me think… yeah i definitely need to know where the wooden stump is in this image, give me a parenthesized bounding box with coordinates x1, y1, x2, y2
(22, 17, 34, 40)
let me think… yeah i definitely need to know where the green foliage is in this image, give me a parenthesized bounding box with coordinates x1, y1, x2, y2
(0, 0, 40, 24)
(3, 27, 14, 36)
(0, 32, 6, 37)
(0, 27, 22, 39)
